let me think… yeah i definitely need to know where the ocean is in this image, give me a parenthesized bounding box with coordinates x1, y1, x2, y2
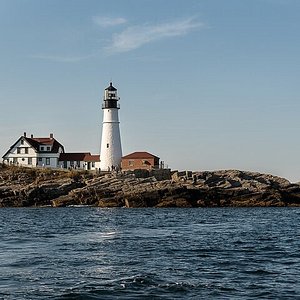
(0, 207, 299, 299)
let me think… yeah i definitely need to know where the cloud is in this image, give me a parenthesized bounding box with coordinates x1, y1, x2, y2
(106, 18, 204, 53)
(30, 54, 93, 62)
(92, 16, 127, 28)
(30, 18, 204, 60)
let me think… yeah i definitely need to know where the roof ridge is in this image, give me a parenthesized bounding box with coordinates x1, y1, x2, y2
(122, 151, 159, 159)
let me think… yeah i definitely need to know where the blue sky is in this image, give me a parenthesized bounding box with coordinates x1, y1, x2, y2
(1, 0, 300, 181)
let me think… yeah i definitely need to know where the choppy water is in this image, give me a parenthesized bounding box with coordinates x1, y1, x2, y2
(0, 207, 299, 299)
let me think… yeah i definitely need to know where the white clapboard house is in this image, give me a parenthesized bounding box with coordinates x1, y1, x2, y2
(2, 132, 65, 168)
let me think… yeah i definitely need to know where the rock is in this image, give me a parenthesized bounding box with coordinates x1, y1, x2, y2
(125, 195, 147, 208)
(51, 195, 74, 207)
(98, 197, 123, 208)
(156, 197, 193, 208)
(1, 165, 300, 207)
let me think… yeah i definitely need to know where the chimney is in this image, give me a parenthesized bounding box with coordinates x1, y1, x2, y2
(50, 133, 53, 139)
(31, 134, 33, 138)
(24, 132, 26, 137)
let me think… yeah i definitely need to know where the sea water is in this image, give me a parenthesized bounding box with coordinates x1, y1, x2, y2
(0, 207, 299, 299)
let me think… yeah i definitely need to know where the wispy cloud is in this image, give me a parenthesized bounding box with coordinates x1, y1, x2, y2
(106, 18, 204, 53)
(30, 54, 93, 63)
(92, 16, 127, 28)
(31, 17, 204, 60)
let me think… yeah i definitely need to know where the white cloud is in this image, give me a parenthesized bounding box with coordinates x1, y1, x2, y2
(92, 16, 127, 28)
(106, 18, 204, 53)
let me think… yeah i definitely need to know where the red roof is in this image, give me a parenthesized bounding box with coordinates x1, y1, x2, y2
(59, 153, 90, 161)
(122, 151, 159, 159)
(25, 137, 64, 153)
(30, 138, 54, 145)
(84, 154, 100, 162)
(59, 153, 100, 162)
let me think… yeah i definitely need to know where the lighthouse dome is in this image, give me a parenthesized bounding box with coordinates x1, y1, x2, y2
(105, 82, 117, 91)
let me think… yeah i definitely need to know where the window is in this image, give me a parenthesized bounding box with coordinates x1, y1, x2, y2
(28, 158, 32, 165)
(25, 148, 28, 154)
(20, 140, 24, 145)
(47, 147, 51, 151)
(38, 157, 42, 162)
(17, 148, 21, 154)
(92, 162, 95, 167)
(129, 160, 134, 166)
(107, 143, 109, 148)
(40, 146, 44, 151)
(46, 158, 50, 165)
(70, 161, 74, 166)
(13, 158, 17, 164)
(76, 161, 80, 167)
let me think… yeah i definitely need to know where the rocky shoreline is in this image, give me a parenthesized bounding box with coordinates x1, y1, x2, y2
(1, 165, 300, 208)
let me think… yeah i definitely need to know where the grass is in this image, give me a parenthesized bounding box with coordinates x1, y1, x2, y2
(0, 164, 95, 182)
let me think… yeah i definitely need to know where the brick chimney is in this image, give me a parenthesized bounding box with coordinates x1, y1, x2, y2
(23, 132, 26, 137)
(31, 134, 33, 138)
(50, 133, 53, 139)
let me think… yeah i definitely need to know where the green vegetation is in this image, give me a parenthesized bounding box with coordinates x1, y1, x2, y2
(0, 165, 95, 182)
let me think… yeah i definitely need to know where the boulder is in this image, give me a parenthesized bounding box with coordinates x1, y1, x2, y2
(98, 197, 123, 208)
(51, 195, 75, 207)
(124, 195, 147, 208)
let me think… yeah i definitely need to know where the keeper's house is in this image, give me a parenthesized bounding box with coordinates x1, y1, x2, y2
(121, 152, 160, 171)
(2, 132, 64, 168)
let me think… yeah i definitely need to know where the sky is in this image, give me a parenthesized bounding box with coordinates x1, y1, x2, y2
(1, 0, 300, 181)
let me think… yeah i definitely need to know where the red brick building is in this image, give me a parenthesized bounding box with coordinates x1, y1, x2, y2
(121, 152, 160, 170)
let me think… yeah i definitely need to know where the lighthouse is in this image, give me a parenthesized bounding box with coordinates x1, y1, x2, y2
(100, 82, 122, 171)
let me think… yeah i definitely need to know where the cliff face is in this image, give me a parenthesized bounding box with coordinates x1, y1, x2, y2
(1, 165, 300, 208)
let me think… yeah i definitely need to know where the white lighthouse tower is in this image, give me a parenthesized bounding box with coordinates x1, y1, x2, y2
(100, 82, 122, 171)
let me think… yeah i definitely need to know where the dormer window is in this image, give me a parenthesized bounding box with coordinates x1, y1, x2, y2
(47, 146, 51, 151)
(40, 146, 44, 151)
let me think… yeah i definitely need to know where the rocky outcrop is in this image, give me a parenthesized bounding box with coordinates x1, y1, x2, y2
(0, 165, 300, 207)
(0, 166, 86, 207)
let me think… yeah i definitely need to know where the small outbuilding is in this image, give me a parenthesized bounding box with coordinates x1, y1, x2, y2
(58, 153, 100, 170)
(121, 151, 160, 170)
